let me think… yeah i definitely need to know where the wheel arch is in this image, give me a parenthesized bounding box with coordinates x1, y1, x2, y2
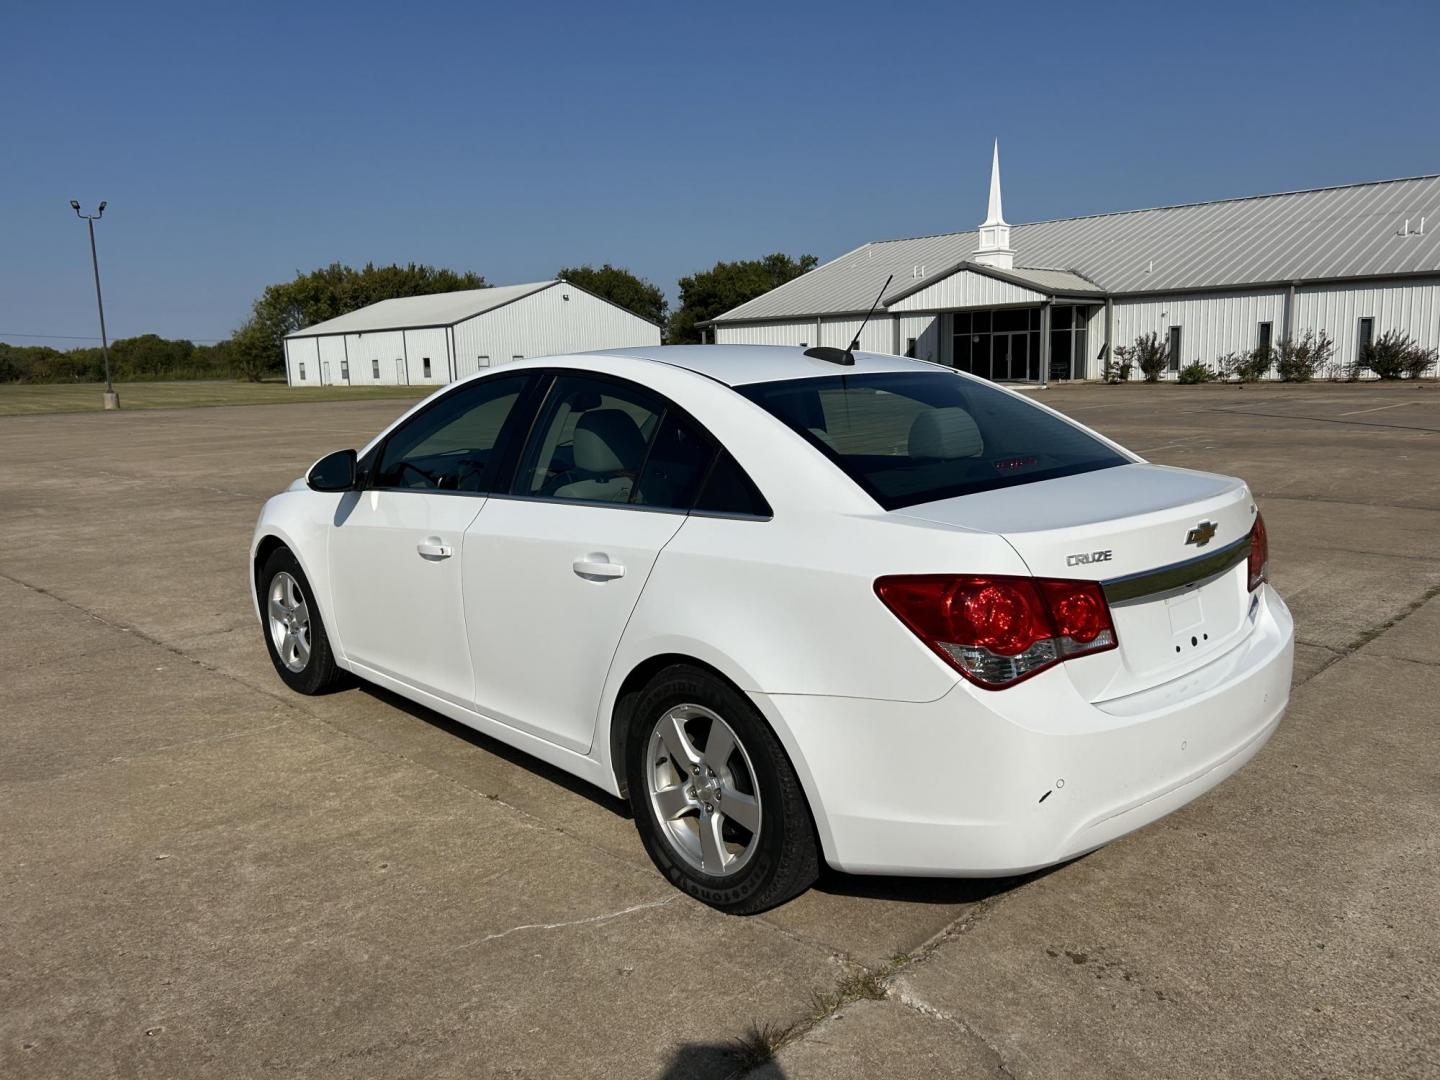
(603, 650, 833, 865)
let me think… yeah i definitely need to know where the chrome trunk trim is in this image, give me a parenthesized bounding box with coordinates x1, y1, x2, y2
(1102, 535, 1251, 604)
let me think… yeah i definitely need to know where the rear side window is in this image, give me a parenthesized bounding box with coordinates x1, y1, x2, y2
(694, 450, 772, 517)
(633, 412, 712, 510)
(741, 372, 1126, 509)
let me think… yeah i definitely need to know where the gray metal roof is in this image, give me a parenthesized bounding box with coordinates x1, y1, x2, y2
(715, 175, 1440, 322)
(286, 281, 556, 338)
(883, 262, 1105, 305)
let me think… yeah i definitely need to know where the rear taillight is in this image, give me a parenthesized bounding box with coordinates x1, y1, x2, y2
(1247, 513, 1269, 592)
(874, 575, 1118, 689)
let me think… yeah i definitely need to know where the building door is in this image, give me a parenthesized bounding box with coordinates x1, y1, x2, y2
(993, 332, 1030, 381)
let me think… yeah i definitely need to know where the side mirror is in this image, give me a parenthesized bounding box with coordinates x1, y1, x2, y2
(307, 449, 358, 492)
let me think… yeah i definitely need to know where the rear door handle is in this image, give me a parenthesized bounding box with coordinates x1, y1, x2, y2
(417, 537, 453, 560)
(573, 553, 625, 580)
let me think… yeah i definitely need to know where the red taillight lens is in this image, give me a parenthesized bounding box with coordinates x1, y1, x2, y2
(875, 574, 1117, 689)
(1247, 513, 1269, 592)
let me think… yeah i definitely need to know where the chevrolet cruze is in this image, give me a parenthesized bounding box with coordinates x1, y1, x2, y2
(251, 345, 1293, 913)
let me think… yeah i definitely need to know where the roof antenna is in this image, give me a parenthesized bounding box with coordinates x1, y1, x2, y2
(804, 274, 893, 367)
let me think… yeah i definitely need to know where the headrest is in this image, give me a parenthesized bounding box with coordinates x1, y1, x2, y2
(908, 408, 983, 459)
(572, 409, 648, 474)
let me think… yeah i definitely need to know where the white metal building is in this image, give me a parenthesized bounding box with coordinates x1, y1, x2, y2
(707, 145, 1440, 382)
(283, 280, 662, 387)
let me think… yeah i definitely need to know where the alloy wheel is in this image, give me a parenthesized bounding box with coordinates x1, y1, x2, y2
(267, 571, 312, 673)
(645, 704, 762, 876)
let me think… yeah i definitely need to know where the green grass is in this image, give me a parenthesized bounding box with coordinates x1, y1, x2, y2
(0, 381, 434, 417)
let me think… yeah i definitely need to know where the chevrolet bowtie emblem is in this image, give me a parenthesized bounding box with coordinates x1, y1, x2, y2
(1185, 521, 1219, 547)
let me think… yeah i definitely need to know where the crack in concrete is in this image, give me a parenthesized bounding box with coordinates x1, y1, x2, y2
(450, 896, 677, 950)
(890, 984, 1020, 1080)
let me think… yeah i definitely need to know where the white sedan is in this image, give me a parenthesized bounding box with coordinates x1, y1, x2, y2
(251, 345, 1293, 913)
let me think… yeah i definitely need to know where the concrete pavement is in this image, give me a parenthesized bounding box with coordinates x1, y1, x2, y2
(1, 380, 1436, 1078)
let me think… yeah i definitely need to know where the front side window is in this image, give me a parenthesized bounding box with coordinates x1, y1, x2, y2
(374, 374, 532, 492)
(741, 371, 1126, 510)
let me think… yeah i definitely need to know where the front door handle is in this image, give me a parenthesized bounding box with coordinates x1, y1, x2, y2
(573, 553, 625, 580)
(417, 537, 453, 560)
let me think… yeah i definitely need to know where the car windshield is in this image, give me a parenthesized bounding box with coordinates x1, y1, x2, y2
(740, 371, 1127, 510)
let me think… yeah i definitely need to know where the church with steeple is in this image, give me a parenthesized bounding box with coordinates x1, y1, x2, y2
(704, 144, 1440, 384)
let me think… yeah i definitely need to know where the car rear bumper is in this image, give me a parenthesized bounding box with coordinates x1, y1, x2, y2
(757, 585, 1294, 876)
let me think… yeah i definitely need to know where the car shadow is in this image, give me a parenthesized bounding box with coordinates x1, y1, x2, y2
(351, 680, 1077, 909)
(353, 681, 632, 817)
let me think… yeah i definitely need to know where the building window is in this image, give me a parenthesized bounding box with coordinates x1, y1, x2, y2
(1167, 326, 1182, 372)
(423, 357, 432, 378)
(1357, 317, 1375, 364)
(799, 342, 808, 348)
(904, 337, 917, 358)
(1257, 322, 1273, 356)
(340, 360, 349, 380)
(512, 355, 524, 361)
(478, 355, 490, 367)
(298, 362, 306, 380)
(371, 359, 380, 380)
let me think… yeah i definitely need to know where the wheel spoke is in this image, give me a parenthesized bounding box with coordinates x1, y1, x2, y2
(697, 810, 727, 873)
(701, 722, 736, 773)
(281, 630, 296, 657)
(294, 634, 311, 666)
(269, 598, 288, 621)
(658, 713, 701, 770)
(653, 782, 693, 821)
(719, 787, 759, 833)
(291, 600, 310, 627)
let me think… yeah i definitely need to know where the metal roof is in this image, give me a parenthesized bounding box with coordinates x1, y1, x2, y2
(715, 175, 1440, 322)
(286, 281, 556, 338)
(594, 344, 936, 386)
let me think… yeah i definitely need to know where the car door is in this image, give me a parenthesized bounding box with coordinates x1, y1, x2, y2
(462, 372, 717, 752)
(328, 372, 539, 705)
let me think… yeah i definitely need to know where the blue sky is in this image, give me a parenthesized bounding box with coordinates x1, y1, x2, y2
(4, 0, 1437, 346)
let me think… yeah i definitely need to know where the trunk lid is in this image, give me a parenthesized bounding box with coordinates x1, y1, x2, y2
(894, 463, 1258, 701)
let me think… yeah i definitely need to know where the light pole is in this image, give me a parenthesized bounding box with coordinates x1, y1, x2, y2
(70, 199, 118, 410)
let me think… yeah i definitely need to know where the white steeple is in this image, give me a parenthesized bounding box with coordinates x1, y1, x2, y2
(973, 139, 1014, 269)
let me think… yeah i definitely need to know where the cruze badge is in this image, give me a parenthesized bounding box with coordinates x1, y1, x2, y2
(1066, 550, 1113, 567)
(1185, 521, 1219, 547)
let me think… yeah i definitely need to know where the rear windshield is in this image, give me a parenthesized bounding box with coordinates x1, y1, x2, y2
(740, 371, 1127, 510)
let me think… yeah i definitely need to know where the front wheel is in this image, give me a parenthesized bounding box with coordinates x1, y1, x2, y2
(626, 665, 819, 914)
(258, 546, 344, 695)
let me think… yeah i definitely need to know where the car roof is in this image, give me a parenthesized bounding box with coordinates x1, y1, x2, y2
(591, 344, 942, 387)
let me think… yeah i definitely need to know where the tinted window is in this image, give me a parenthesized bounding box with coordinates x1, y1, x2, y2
(695, 450, 772, 517)
(375, 375, 530, 492)
(634, 412, 713, 510)
(514, 375, 664, 504)
(741, 371, 1126, 510)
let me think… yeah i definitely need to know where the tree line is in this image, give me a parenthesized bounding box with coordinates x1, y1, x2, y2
(1, 254, 818, 384)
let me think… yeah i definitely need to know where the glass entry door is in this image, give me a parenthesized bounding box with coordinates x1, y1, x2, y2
(993, 332, 1032, 381)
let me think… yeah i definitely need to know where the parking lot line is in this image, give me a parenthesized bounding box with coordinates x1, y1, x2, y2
(1336, 401, 1424, 417)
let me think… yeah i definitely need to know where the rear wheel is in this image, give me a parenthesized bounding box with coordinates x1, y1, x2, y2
(626, 664, 819, 914)
(259, 546, 344, 695)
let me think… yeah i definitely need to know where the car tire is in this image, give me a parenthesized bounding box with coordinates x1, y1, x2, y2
(258, 546, 345, 695)
(626, 663, 819, 914)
